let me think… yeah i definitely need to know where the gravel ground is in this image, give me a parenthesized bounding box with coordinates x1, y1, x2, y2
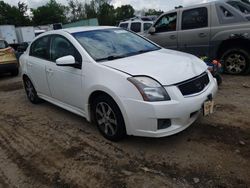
(0, 74, 249, 188)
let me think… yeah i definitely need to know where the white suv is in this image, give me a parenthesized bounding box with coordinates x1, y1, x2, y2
(20, 26, 217, 141)
(119, 18, 153, 35)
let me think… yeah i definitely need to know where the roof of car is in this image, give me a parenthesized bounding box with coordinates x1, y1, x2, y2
(169, 0, 231, 12)
(62, 26, 117, 34)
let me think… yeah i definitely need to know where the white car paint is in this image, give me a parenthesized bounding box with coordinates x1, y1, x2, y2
(20, 26, 218, 139)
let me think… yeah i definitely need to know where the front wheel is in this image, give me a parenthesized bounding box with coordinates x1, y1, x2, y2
(93, 95, 126, 141)
(221, 48, 250, 75)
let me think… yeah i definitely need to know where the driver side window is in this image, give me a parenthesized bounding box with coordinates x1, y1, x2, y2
(155, 12, 177, 33)
(50, 35, 82, 65)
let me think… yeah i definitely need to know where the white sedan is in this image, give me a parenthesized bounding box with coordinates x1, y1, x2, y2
(20, 26, 218, 141)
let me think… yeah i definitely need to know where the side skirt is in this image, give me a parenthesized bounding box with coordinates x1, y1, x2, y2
(38, 93, 86, 118)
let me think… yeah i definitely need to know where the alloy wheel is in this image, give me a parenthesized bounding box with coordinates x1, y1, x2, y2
(95, 102, 118, 137)
(225, 53, 247, 74)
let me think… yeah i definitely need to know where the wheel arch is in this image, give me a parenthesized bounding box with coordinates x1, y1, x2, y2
(217, 38, 250, 59)
(87, 89, 130, 134)
(22, 74, 29, 81)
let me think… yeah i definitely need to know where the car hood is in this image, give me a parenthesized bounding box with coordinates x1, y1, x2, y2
(102, 49, 208, 85)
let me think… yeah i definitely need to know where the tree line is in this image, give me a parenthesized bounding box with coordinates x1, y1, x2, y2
(0, 0, 164, 26)
(1, 0, 249, 27)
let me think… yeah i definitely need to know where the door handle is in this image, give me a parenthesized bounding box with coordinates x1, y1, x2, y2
(199, 33, 207, 38)
(170, 35, 177, 40)
(27, 63, 32, 67)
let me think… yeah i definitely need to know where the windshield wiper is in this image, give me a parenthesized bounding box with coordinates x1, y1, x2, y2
(129, 48, 160, 56)
(96, 55, 126, 62)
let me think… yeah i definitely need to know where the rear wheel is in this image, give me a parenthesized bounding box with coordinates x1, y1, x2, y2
(221, 48, 250, 75)
(23, 77, 41, 104)
(93, 95, 126, 141)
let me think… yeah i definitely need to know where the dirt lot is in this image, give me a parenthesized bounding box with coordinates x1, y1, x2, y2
(0, 74, 249, 188)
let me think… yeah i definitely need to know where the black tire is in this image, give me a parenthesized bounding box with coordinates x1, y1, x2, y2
(92, 95, 126, 141)
(221, 48, 250, 75)
(23, 77, 42, 104)
(10, 68, 19, 76)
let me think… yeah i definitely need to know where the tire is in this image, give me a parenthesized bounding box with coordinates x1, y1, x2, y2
(23, 77, 42, 104)
(92, 95, 126, 141)
(221, 48, 250, 75)
(10, 68, 19, 76)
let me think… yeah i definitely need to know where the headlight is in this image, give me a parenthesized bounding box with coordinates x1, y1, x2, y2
(128, 76, 171, 102)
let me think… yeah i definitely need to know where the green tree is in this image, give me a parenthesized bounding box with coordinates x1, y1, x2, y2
(98, 3, 115, 25)
(84, 0, 98, 19)
(145, 9, 164, 16)
(68, 0, 86, 22)
(32, 0, 67, 25)
(0, 1, 31, 26)
(115, 5, 135, 21)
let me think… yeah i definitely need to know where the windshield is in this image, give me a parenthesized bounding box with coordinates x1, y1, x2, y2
(72, 28, 160, 62)
(0, 40, 8, 49)
(228, 1, 250, 14)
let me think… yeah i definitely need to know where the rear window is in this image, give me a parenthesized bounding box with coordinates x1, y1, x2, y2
(119, 23, 129, 29)
(144, 23, 152, 31)
(0, 40, 8, 49)
(228, 1, 250, 14)
(130, 22, 141, 33)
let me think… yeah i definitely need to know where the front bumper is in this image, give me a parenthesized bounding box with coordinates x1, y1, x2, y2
(121, 73, 218, 137)
(0, 61, 19, 73)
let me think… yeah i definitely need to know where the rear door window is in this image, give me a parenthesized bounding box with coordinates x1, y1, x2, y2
(144, 23, 153, 31)
(130, 22, 141, 33)
(182, 7, 208, 30)
(220, 6, 234, 17)
(30, 36, 50, 60)
(119, 23, 129, 29)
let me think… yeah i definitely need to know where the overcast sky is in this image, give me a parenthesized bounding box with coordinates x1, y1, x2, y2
(4, 0, 215, 11)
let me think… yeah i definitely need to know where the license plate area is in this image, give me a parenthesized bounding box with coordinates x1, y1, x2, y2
(203, 100, 214, 116)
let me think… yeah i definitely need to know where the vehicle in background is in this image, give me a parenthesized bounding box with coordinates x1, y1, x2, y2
(0, 25, 18, 44)
(16, 27, 35, 43)
(0, 39, 19, 76)
(35, 30, 46, 37)
(146, 0, 250, 75)
(119, 17, 153, 35)
(34, 23, 62, 34)
(16, 42, 30, 60)
(20, 26, 217, 141)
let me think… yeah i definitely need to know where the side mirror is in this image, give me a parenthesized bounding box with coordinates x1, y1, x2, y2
(56, 55, 76, 66)
(148, 27, 156, 34)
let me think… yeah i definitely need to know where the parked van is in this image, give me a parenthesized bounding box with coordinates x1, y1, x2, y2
(119, 17, 153, 35)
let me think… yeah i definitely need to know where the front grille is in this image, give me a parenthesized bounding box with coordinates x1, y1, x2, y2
(176, 72, 209, 96)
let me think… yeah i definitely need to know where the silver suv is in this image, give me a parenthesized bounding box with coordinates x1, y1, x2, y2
(146, 0, 250, 75)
